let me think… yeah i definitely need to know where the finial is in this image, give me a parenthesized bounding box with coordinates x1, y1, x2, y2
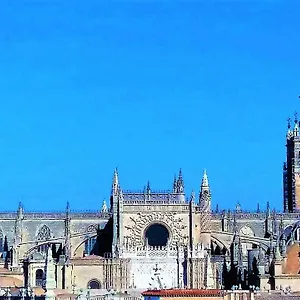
(101, 200, 108, 213)
(176, 168, 184, 193)
(112, 168, 120, 195)
(178, 168, 183, 179)
(173, 174, 177, 192)
(257, 203, 260, 213)
(190, 190, 195, 203)
(215, 204, 219, 213)
(146, 181, 151, 194)
(287, 117, 291, 129)
(295, 111, 298, 123)
(66, 201, 70, 211)
(235, 202, 241, 213)
(266, 201, 270, 215)
(17, 202, 24, 217)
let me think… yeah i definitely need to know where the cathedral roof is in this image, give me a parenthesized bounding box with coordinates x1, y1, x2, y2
(142, 289, 224, 297)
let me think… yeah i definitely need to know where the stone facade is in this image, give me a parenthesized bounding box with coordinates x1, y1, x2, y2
(1, 116, 300, 294)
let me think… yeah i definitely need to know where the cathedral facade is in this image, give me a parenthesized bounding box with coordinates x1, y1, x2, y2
(1, 116, 300, 293)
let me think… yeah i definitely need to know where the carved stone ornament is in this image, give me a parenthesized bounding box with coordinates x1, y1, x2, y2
(127, 212, 186, 246)
(239, 225, 255, 237)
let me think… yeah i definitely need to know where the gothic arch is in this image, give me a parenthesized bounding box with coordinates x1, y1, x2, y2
(143, 221, 172, 245)
(73, 234, 97, 257)
(211, 236, 229, 253)
(36, 225, 51, 241)
(35, 269, 44, 287)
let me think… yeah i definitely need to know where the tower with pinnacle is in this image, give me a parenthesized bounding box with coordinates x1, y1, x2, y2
(199, 170, 212, 249)
(283, 113, 300, 212)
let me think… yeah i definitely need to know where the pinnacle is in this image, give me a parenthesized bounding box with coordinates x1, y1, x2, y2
(201, 169, 209, 187)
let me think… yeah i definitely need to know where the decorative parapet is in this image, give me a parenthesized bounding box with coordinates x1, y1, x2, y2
(121, 244, 185, 259)
(0, 210, 111, 220)
(123, 190, 185, 203)
(121, 243, 205, 259)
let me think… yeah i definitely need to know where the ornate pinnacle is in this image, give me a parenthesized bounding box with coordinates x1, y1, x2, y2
(201, 169, 209, 188)
(146, 181, 151, 194)
(287, 117, 291, 129)
(190, 190, 195, 203)
(176, 168, 184, 193)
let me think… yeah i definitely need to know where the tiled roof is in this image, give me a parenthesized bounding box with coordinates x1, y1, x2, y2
(256, 293, 300, 300)
(141, 289, 224, 297)
(0, 276, 23, 287)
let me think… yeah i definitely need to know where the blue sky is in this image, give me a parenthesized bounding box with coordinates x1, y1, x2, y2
(0, 1, 299, 212)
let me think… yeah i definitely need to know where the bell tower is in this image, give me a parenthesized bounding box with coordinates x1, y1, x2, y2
(283, 113, 300, 212)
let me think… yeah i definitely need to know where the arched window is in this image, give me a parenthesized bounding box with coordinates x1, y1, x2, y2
(35, 269, 44, 287)
(85, 237, 97, 255)
(37, 244, 48, 253)
(87, 279, 101, 289)
(37, 225, 51, 241)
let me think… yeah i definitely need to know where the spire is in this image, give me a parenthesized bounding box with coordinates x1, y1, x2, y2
(173, 175, 177, 193)
(256, 203, 260, 213)
(66, 201, 70, 217)
(176, 168, 184, 193)
(294, 112, 299, 136)
(17, 202, 23, 219)
(45, 245, 56, 292)
(266, 201, 271, 217)
(146, 181, 151, 194)
(199, 170, 211, 210)
(112, 168, 119, 195)
(201, 169, 209, 188)
(190, 190, 195, 204)
(101, 200, 108, 213)
(215, 204, 219, 213)
(287, 117, 293, 139)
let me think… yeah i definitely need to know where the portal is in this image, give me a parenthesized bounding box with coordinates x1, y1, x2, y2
(145, 223, 169, 247)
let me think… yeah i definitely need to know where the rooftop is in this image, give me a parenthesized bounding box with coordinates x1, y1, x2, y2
(141, 289, 224, 297)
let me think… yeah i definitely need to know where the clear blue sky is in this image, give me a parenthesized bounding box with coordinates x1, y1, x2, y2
(0, 1, 299, 212)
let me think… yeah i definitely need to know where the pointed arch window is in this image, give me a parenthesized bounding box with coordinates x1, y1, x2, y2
(35, 269, 44, 287)
(37, 225, 51, 241)
(85, 237, 97, 255)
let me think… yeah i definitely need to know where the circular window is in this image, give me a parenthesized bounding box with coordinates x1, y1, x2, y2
(145, 223, 169, 247)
